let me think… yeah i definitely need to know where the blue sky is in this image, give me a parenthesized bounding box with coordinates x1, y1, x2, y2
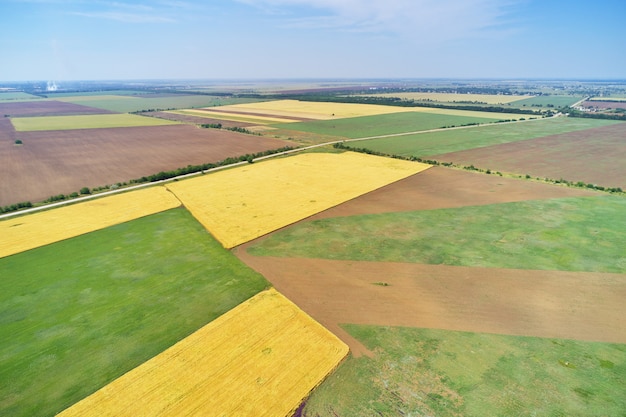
(0, 0, 624, 81)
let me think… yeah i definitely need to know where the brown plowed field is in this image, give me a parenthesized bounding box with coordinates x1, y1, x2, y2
(310, 166, 599, 220)
(432, 122, 626, 188)
(583, 100, 626, 109)
(0, 100, 114, 117)
(0, 124, 291, 205)
(234, 167, 623, 356)
(206, 107, 317, 121)
(146, 111, 257, 128)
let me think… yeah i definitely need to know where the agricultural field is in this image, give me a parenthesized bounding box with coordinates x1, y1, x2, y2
(2, 82, 625, 417)
(271, 111, 513, 140)
(213, 99, 419, 120)
(347, 116, 620, 158)
(10, 113, 179, 131)
(54, 94, 261, 113)
(303, 326, 625, 416)
(57, 289, 348, 417)
(510, 94, 584, 108)
(360, 92, 531, 104)
(0, 100, 114, 117)
(0, 91, 41, 100)
(0, 208, 269, 417)
(247, 195, 626, 273)
(581, 100, 626, 110)
(169, 108, 299, 124)
(433, 122, 626, 189)
(0, 186, 180, 258)
(0, 124, 291, 206)
(235, 164, 626, 413)
(166, 152, 430, 248)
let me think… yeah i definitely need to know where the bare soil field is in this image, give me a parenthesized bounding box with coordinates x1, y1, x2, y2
(0, 124, 291, 205)
(583, 100, 626, 109)
(234, 167, 621, 356)
(309, 166, 599, 220)
(0, 100, 114, 117)
(432, 122, 626, 188)
(144, 111, 257, 128)
(206, 107, 317, 122)
(234, 253, 626, 356)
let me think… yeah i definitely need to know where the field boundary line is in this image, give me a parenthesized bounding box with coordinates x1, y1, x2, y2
(0, 116, 557, 221)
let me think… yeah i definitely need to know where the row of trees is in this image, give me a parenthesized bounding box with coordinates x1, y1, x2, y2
(333, 142, 624, 194)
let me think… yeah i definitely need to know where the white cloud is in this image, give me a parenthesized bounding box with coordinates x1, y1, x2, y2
(235, 0, 520, 42)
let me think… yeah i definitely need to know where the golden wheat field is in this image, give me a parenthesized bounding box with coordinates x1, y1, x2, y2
(362, 92, 531, 104)
(213, 99, 532, 122)
(56, 288, 349, 417)
(0, 187, 180, 259)
(166, 152, 431, 248)
(169, 109, 298, 124)
(216, 99, 418, 120)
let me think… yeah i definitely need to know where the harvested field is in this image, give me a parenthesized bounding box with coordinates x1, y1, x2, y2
(220, 99, 532, 122)
(219, 99, 418, 120)
(10, 113, 178, 131)
(0, 208, 268, 417)
(0, 100, 114, 117)
(234, 166, 625, 356)
(57, 288, 349, 417)
(0, 187, 180, 258)
(235, 253, 626, 354)
(347, 117, 619, 158)
(166, 152, 430, 248)
(582, 100, 626, 109)
(170, 108, 297, 124)
(0, 125, 291, 206)
(309, 166, 600, 219)
(144, 111, 257, 128)
(361, 92, 530, 104)
(432, 122, 626, 188)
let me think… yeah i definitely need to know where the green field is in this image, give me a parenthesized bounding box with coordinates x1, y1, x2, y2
(56, 94, 262, 113)
(347, 117, 619, 157)
(510, 95, 584, 108)
(10, 113, 179, 131)
(0, 208, 268, 417)
(248, 195, 626, 273)
(0, 92, 41, 101)
(304, 325, 626, 416)
(271, 112, 502, 139)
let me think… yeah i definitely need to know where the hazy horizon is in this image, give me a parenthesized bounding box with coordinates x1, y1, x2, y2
(1, 0, 624, 82)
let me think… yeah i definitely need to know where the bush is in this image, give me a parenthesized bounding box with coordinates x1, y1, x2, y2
(14, 139, 22, 145)
(80, 187, 91, 195)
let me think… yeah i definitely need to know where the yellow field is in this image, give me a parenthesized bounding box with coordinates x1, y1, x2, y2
(589, 96, 626, 101)
(10, 113, 178, 131)
(215, 99, 418, 120)
(0, 187, 180, 258)
(57, 288, 349, 417)
(169, 109, 298, 124)
(211, 99, 532, 123)
(362, 92, 531, 104)
(166, 152, 431, 248)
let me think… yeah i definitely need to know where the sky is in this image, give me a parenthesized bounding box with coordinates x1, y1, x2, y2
(0, 0, 624, 81)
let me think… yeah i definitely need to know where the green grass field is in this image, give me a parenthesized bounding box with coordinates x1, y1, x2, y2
(347, 117, 620, 157)
(10, 113, 179, 131)
(510, 95, 584, 108)
(0, 92, 41, 101)
(56, 94, 262, 113)
(0, 208, 268, 417)
(248, 195, 626, 273)
(304, 325, 626, 416)
(271, 112, 500, 139)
